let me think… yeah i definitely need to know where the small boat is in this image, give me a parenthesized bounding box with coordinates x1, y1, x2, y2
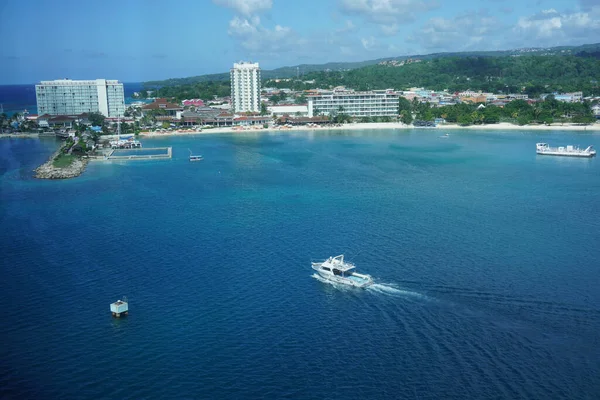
(311, 255, 373, 288)
(189, 149, 203, 161)
(536, 143, 596, 157)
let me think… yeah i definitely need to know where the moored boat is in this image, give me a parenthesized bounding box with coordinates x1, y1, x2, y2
(189, 149, 204, 161)
(311, 255, 373, 288)
(536, 143, 596, 157)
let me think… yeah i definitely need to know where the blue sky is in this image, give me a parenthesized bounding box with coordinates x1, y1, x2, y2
(0, 0, 598, 84)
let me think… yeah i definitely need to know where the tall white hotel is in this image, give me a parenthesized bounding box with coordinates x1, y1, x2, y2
(35, 79, 125, 117)
(230, 62, 261, 113)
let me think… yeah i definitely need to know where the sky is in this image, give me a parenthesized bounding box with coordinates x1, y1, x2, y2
(0, 0, 598, 84)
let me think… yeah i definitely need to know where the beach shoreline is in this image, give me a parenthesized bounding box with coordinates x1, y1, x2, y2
(137, 121, 600, 138)
(2, 121, 598, 141)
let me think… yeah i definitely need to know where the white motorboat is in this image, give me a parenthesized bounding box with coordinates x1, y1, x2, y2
(536, 143, 596, 157)
(189, 149, 204, 161)
(311, 255, 373, 288)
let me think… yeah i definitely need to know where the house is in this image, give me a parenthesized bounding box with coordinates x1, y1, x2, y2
(592, 104, 600, 118)
(182, 99, 205, 107)
(48, 115, 76, 129)
(279, 116, 331, 126)
(233, 116, 272, 126)
(37, 114, 51, 128)
(141, 98, 183, 116)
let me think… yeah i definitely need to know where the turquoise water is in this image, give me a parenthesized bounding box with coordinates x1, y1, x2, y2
(111, 148, 169, 157)
(1, 129, 600, 399)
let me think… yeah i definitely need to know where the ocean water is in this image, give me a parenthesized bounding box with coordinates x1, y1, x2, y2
(1, 129, 600, 399)
(0, 83, 145, 116)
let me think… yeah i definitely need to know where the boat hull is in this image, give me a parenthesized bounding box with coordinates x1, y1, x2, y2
(536, 151, 595, 157)
(312, 265, 373, 288)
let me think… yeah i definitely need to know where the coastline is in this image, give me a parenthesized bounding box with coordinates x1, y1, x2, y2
(34, 148, 89, 179)
(2, 121, 598, 142)
(138, 121, 600, 138)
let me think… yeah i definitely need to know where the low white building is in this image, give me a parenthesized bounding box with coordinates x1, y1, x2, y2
(268, 105, 308, 117)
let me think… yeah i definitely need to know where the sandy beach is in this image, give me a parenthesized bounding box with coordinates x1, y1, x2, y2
(2, 121, 598, 141)
(137, 121, 600, 138)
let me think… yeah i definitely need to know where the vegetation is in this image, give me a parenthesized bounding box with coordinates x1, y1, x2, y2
(144, 43, 600, 87)
(144, 81, 231, 102)
(52, 153, 76, 168)
(408, 96, 596, 126)
(264, 55, 600, 96)
(139, 54, 600, 106)
(88, 112, 106, 127)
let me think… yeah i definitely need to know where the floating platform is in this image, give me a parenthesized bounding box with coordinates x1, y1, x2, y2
(110, 299, 129, 317)
(107, 147, 172, 160)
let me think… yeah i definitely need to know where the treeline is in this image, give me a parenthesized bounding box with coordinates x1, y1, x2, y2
(399, 96, 596, 126)
(140, 54, 600, 104)
(265, 55, 600, 96)
(147, 81, 231, 102)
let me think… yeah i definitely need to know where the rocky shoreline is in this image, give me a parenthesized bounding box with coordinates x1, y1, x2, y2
(34, 148, 89, 179)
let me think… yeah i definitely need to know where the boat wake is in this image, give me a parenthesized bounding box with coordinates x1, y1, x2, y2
(312, 273, 426, 299)
(368, 283, 426, 299)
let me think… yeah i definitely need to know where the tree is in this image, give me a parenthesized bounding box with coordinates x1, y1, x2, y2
(400, 110, 413, 125)
(88, 112, 105, 127)
(458, 114, 473, 126)
(260, 102, 268, 116)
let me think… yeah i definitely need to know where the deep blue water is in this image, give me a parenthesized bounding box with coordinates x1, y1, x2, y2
(0, 83, 144, 116)
(1, 129, 600, 399)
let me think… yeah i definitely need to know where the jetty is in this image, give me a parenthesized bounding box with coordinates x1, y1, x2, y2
(106, 147, 172, 160)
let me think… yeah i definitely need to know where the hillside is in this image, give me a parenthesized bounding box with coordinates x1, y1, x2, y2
(267, 55, 600, 96)
(144, 43, 600, 87)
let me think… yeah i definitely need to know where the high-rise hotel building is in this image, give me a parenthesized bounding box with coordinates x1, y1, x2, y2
(230, 62, 261, 113)
(35, 79, 125, 117)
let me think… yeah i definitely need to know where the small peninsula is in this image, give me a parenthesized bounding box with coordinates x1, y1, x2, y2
(34, 147, 89, 179)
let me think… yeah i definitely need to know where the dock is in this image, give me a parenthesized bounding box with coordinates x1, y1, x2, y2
(107, 147, 172, 160)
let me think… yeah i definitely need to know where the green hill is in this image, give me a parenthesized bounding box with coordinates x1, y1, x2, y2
(144, 43, 600, 88)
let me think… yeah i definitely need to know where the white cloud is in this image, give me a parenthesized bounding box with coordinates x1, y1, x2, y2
(336, 20, 358, 34)
(408, 12, 504, 51)
(212, 0, 272, 16)
(339, 0, 439, 26)
(361, 36, 377, 50)
(228, 16, 261, 36)
(227, 15, 305, 56)
(381, 24, 399, 36)
(512, 7, 600, 45)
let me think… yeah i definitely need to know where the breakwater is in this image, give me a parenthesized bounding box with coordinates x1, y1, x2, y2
(34, 148, 88, 179)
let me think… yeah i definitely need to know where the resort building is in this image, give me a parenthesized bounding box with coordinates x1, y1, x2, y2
(307, 88, 401, 118)
(268, 104, 309, 117)
(230, 62, 261, 113)
(35, 79, 125, 117)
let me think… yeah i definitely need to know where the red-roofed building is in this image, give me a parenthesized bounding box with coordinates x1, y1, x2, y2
(142, 98, 183, 116)
(182, 99, 205, 107)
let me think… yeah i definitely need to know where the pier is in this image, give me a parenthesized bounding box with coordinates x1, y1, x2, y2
(106, 147, 172, 160)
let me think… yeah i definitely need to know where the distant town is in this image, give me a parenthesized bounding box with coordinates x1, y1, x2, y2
(1, 61, 599, 153)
